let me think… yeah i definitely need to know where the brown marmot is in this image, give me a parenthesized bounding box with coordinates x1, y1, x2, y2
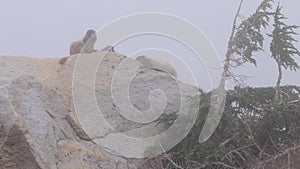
(136, 55, 178, 77)
(59, 29, 97, 64)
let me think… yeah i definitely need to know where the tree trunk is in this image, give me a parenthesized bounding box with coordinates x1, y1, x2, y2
(275, 61, 282, 100)
(220, 0, 244, 89)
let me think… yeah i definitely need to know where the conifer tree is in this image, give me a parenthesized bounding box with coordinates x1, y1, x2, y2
(269, 4, 300, 100)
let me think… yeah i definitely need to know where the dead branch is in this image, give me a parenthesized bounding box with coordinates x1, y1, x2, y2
(219, 131, 242, 147)
(221, 0, 245, 87)
(162, 154, 184, 169)
(243, 120, 272, 158)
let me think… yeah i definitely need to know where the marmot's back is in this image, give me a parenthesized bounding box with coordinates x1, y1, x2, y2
(136, 55, 177, 77)
(69, 40, 84, 55)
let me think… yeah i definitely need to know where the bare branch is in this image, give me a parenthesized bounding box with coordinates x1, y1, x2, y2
(243, 120, 272, 157)
(221, 0, 245, 88)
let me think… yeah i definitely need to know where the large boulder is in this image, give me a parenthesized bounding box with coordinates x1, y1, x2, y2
(0, 51, 200, 168)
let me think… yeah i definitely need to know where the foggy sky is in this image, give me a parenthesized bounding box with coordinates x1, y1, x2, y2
(0, 0, 299, 90)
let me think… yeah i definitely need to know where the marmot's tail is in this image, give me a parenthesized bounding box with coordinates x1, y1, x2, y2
(59, 57, 69, 65)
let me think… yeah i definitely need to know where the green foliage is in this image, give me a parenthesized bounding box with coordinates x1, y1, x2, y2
(158, 1, 300, 168)
(232, 0, 274, 66)
(269, 4, 300, 71)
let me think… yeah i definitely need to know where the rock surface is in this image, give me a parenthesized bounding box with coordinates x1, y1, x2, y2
(0, 51, 200, 169)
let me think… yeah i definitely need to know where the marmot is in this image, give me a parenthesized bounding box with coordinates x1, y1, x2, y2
(59, 29, 97, 64)
(70, 29, 97, 55)
(136, 55, 178, 77)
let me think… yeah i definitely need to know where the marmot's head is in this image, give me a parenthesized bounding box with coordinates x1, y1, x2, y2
(83, 29, 97, 43)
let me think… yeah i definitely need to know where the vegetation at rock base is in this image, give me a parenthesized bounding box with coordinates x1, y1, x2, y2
(167, 86, 300, 168)
(142, 86, 300, 169)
